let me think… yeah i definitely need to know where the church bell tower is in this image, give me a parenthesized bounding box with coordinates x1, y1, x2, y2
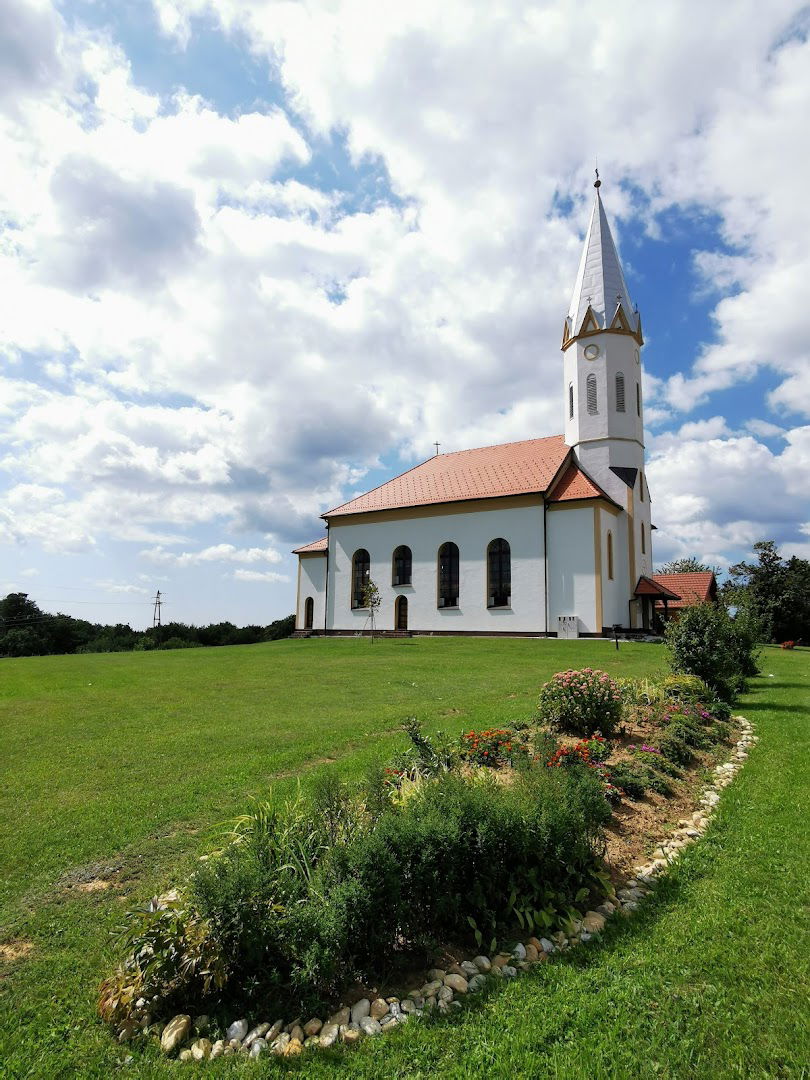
(561, 174, 652, 584)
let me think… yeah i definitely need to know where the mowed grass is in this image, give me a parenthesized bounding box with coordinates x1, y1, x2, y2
(0, 639, 807, 1078)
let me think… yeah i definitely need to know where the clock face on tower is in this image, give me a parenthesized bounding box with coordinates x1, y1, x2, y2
(584, 344, 600, 360)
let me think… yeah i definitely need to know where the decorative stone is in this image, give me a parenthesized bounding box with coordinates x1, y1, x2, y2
(444, 973, 468, 994)
(512, 942, 527, 960)
(160, 1015, 192, 1054)
(491, 954, 510, 968)
(401, 999, 420, 1014)
(290, 1024, 304, 1043)
(437, 986, 454, 1003)
(582, 911, 607, 933)
(446, 963, 466, 977)
(265, 1020, 284, 1042)
(227, 1039, 242, 1050)
(244, 1023, 270, 1045)
(225, 1019, 248, 1042)
(473, 954, 492, 973)
(319, 1023, 339, 1048)
(421, 980, 443, 996)
(350, 998, 370, 1024)
(179, 1049, 193, 1062)
(304, 1037, 321, 1048)
(342, 1027, 361, 1045)
(249, 1040, 266, 1059)
(427, 968, 446, 981)
(191, 1038, 212, 1061)
(328, 1007, 350, 1027)
(210, 1040, 225, 1060)
(271, 1033, 290, 1054)
(369, 998, 389, 1020)
(539, 937, 555, 953)
(460, 961, 480, 979)
(304, 1018, 323, 1037)
(468, 973, 487, 992)
(502, 965, 518, 979)
(359, 1017, 382, 1037)
(525, 944, 539, 962)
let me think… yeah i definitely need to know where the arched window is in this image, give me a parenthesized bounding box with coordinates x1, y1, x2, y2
(568, 382, 574, 419)
(351, 548, 370, 608)
(304, 596, 314, 629)
(615, 373, 626, 412)
(607, 532, 614, 580)
(586, 373, 598, 415)
(636, 382, 641, 417)
(392, 545, 412, 586)
(437, 542, 459, 608)
(640, 523, 646, 555)
(487, 538, 511, 608)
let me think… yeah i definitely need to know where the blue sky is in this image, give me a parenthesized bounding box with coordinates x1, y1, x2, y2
(1, 0, 809, 628)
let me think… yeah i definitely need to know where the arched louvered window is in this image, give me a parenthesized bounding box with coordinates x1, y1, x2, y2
(437, 542, 459, 608)
(487, 538, 511, 608)
(636, 381, 641, 417)
(351, 548, 370, 609)
(392, 545, 412, 586)
(616, 373, 626, 412)
(568, 382, 574, 419)
(586, 373, 598, 415)
(640, 523, 646, 555)
(304, 596, 314, 629)
(607, 532, 614, 580)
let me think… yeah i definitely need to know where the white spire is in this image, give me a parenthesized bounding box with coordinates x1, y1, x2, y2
(566, 178, 638, 338)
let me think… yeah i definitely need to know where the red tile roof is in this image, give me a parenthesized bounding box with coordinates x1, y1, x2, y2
(547, 462, 615, 504)
(292, 537, 328, 554)
(652, 572, 717, 609)
(635, 574, 681, 599)
(323, 435, 570, 519)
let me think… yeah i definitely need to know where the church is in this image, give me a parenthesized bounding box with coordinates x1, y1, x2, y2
(293, 178, 675, 637)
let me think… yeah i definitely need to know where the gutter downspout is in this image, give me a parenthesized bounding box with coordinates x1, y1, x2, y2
(543, 496, 549, 636)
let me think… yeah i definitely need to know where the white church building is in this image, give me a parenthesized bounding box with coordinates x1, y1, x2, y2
(293, 178, 673, 637)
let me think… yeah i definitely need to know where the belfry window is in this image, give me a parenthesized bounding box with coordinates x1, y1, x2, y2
(487, 538, 511, 608)
(437, 542, 459, 608)
(636, 382, 641, 417)
(586, 374, 598, 415)
(639, 472, 645, 502)
(351, 549, 370, 608)
(568, 382, 574, 419)
(607, 532, 614, 580)
(615, 373, 626, 412)
(640, 523, 646, 555)
(392, 545, 412, 586)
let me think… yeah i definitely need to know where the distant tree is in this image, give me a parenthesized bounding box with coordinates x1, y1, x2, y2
(264, 614, 295, 641)
(656, 557, 719, 576)
(724, 540, 810, 643)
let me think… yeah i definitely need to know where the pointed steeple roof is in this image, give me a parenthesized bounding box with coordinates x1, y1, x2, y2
(565, 177, 640, 342)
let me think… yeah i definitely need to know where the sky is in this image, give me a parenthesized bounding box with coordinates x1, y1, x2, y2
(1, 0, 809, 630)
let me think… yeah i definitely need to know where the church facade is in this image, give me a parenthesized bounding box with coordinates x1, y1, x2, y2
(293, 179, 667, 637)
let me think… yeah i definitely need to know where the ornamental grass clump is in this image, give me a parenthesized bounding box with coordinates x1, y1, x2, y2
(538, 668, 623, 737)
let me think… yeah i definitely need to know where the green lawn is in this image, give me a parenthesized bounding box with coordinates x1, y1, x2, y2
(0, 639, 807, 1078)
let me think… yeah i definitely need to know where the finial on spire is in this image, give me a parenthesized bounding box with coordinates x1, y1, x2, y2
(594, 167, 601, 190)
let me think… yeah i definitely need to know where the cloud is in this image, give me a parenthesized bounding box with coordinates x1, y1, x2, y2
(142, 542, 283, 567)
(232, 568, 290, 583)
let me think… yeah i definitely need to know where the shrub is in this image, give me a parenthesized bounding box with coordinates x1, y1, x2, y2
(389, 717, 458, 779)
(538, 668, 623, 737)
(643, 771, 673, 796)
(580, 734, 612, 762)
(658, 734, 693, 766)
(664, 603, 757, 701)
(629, 744, 683, 778)
(607, 763, 647, 801)
(460, 727, 530, 767)
(661, 674, 712, 702)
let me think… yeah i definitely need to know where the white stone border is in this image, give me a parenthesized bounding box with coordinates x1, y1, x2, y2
(148, 716, 758, 1063)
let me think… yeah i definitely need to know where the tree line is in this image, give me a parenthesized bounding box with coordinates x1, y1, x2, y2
(658, 539, 810, 644)
(0, 593, 295, 658)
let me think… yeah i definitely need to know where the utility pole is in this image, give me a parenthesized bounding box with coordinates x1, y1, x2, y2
(152, 590, 162, 629)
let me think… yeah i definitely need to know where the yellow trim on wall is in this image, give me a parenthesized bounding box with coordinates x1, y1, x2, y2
(295, 559, 302, 629)
(627, 486, 636, 627)
(327, 492, 543, 526)
(593, 505, 603, 632)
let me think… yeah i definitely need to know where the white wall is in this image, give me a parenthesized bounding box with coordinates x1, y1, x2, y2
(296, 554, 326, 630)
(547, 505, 598, 633)
(600, 510, 626, 629)
(325, 500, 546, 633)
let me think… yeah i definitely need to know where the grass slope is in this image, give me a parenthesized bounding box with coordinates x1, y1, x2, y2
(0, 640, 807, 1078)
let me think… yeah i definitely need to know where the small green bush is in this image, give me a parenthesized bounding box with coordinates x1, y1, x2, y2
(664, 603, 757, 701)
(608, 763, 648, 800)
(658, 734, 694, 766)
(643, 770, 673, 796)
(538, 668, 623, 737)
(661, 674, 711, 702)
